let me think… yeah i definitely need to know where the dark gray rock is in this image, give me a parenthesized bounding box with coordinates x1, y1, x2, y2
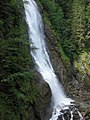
(44, 23, 90, 119)
(29, 70, 52, 120)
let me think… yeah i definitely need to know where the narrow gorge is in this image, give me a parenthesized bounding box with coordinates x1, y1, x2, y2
(23, 0, 84, 120)
(0, 0, 90, 120)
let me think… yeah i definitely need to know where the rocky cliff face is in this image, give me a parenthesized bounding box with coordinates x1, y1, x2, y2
(35, 0, 90, 119)
(44, 21, 90, 120)
(0, 0, 90, 119)
(27, 70, 52, 120)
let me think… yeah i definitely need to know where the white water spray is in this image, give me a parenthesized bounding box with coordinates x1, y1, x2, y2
(23, 0, 84, 119)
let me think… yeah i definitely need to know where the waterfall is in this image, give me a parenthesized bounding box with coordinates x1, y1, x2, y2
(23, 0, 84, 119)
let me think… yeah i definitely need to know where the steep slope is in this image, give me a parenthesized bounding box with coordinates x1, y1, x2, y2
(0, 0, 51, 120)
(36, 0, 90, 119)
(0, 0, 90, 119)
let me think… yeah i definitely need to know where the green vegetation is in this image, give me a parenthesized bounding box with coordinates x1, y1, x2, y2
(37, 0, 70, 66)
(0, 0, 90, 119)
(0, 0, 38, 119)
(85, 2, 90, 50)
(38, 0, 90, 81)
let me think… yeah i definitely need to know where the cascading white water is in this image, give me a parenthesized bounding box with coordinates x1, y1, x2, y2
(23, 0, 84, 120)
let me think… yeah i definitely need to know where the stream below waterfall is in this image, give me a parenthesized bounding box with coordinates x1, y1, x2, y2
(23, 0, 84, 119)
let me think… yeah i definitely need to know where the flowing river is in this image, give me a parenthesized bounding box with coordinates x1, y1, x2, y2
(23, 0, 84, 119)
